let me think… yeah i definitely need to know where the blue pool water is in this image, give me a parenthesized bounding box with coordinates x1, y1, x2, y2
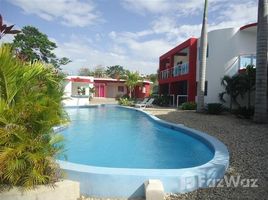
(59, 106, 214, 169)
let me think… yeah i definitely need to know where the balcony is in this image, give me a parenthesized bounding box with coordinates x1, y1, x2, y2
(159, 62, 189, 80)
(225, 54, 256, 76)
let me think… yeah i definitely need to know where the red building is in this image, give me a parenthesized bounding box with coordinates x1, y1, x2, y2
(158, 38, 198, 106)
(65, 76, 151, 99)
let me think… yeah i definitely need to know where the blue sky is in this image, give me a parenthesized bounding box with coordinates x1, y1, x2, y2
(1, 0, 257, 75)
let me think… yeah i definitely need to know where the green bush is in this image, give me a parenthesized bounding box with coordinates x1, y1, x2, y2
(206, 103, 224, 114)
(0, 46, 67, 189)
(234, 106, 254, 119)
(118, 98, 134, 106)
(180, 102, 197, 110)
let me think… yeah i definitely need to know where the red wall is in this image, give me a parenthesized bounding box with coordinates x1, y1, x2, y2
(158, 38, 197, 102)
(134, 83, 151, 98)
(94, 79, 151, 98)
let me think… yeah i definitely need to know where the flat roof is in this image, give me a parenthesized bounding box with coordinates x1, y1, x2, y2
(160, 38, 197, 60)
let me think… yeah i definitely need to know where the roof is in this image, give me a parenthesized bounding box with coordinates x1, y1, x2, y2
(65, 76, 152, 84)
(160, 38, 197, 60)
(240, 23, 257, 31)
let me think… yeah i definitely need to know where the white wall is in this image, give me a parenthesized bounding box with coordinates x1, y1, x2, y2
(64, 81, 72, 97)
(106, 83, 127, 98)
(64, 76, 94, 97)
(196, 27, 256, 104)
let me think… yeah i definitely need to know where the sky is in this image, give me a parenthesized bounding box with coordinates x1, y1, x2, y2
(0, 0, 257, 75)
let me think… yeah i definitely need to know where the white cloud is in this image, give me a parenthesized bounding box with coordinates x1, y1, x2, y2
(121, 0, 219, 16)
(121, 0, 171, 14)
(54, 36, 160, 75)
(0, 35, 14, 44)
(216, 1, 257, 25)
(120, 0, 257, 43)
(8, 0, 102, 27)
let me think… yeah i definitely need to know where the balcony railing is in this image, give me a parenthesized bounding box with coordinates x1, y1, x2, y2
(159, 63, 189, 80)
(225, 54, 256, 76)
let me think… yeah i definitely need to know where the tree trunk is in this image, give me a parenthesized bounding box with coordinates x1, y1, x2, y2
(197, 0, 208, 112)
(230, 97, 233, 112)
(129, 87, 132, 99)
(248, 90, 251, 109)
(254, 0, 268, 123)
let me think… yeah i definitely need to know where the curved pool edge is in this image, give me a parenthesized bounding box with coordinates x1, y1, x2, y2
(57, 105, 229, 198)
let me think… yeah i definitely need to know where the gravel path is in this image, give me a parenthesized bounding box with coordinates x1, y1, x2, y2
(145, 108, 268, 200)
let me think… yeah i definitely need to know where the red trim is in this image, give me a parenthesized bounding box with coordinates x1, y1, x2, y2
(238, 69, 246, 73)
(68, 77, 93, 83)
(240, 23, 257, 30)
(94, 79, 125, 83)
(160, 38, 197, 60)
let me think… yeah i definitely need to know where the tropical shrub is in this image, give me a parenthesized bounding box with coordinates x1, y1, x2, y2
(206, 103, 224, 114)
(0, 45, 68, 189)
(219, 65, 256, 111)
(180, 102, 197, 110)
(118, 98, 134, 106)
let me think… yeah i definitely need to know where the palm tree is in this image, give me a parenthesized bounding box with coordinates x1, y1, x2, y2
(219, 75, 241, 111)
(197, 0, 208, 112)
(254, 0, 268, 123)
(240, 65, 256, 109)
(0, 45, 67, 189)
(125, 71, 140, 99)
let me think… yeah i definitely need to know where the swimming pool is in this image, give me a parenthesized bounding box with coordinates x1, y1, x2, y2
(58, 105, 229, 198)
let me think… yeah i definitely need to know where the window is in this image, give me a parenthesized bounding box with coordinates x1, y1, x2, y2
(240, 56, 252, 68)
(239, 55, 256, 69)
(118, 86, 124, 92)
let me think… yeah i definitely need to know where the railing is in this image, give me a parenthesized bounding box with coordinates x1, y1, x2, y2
(225, 54, 256, 76)
(159, 63, 189, 80)
(239, 54, 256, 69)
(177, 95, 188, 107)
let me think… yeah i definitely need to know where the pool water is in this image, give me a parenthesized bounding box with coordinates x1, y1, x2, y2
(59, 106, 214, 169)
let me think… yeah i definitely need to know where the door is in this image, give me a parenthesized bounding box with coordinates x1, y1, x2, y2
(99, 85, 105, 97)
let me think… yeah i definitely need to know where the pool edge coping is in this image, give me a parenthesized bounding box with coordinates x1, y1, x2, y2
(57, 104, 229, 177)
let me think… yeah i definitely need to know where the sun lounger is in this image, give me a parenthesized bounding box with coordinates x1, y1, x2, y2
(136, 98, 149, 105)
(135, 98, 154, 108)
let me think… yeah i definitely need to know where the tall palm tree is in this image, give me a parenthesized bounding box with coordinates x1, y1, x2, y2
(254, 0, 268, 123)
(197, 0, 208, 112)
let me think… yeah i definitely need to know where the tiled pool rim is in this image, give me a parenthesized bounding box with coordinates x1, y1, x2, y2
(56, 105, 229, 198)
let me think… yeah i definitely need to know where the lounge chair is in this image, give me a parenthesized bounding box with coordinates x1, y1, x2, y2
(136, 98, 149, 105)
(135, 98, 154, 108)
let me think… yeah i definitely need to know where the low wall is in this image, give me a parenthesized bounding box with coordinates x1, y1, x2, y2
(0, 180, 80, 200)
